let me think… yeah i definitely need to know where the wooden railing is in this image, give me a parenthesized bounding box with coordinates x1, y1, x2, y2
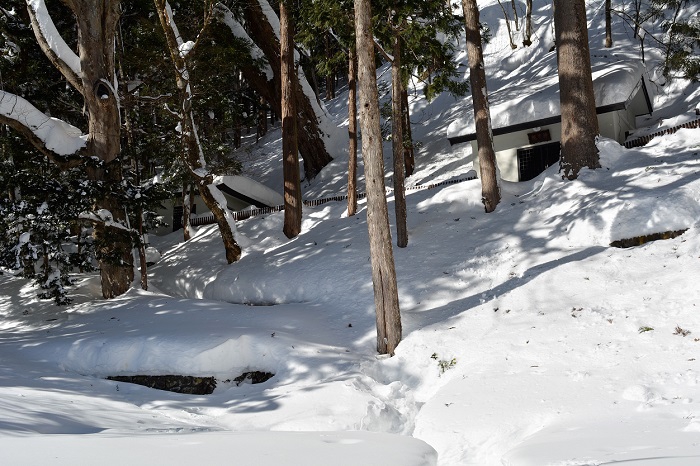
(190, 175, 477, 227)
(625, 117, 700, 148)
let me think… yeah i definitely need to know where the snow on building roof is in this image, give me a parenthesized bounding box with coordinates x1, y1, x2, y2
(447, 54, 648, 142)
(214, 175, 284, 208)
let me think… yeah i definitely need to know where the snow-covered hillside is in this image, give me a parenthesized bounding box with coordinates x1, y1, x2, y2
(2, 1, 700, 465)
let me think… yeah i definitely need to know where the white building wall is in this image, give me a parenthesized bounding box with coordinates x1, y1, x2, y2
(471, 110, 630, 182)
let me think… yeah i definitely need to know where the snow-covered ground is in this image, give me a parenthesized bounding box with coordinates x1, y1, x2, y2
(2, 1, 700, 464)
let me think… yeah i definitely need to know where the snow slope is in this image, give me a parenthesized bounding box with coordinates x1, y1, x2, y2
(2, 1, 700, 465)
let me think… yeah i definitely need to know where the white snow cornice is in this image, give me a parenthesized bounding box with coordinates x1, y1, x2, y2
(0, 91, 87, 157)
(26, 0, 81, 89)
(257, 0, 280, 41)
(215, 3, 273, 80)
(164, 1, 185, 48)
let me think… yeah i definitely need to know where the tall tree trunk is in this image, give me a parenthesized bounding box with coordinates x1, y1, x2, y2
(234, 0, 333, 180)
(347, 47, 358, 217)
(554, 0, 600, 180)
(523, 0, 533, 46)
(155, 0, 242, 262)
(117, 25, 147, 291)
(633, 0, 642, 39)
(88, 162, 135, 298)
(183, 180, 193, 241)
(280, 0, 302, 238)
(401, 89, 415, 177)
(72, 0, 133, 298)
(354, 0, 402, 356)
(325, 32, 334, 100)
(463, 0, 500, 212)
(605, 0, 612, 48)
(510, 0, 520, 30)
(391, 27, 408, 248)
(9, 0, 131, 298)
(497, 0, 518, 49)
(260, 97, 268, 136)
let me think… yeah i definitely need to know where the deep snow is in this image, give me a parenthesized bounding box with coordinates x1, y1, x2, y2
(2, 1, 700, 465)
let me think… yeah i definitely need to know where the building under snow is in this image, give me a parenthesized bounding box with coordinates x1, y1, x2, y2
(447, 57, 653, 182)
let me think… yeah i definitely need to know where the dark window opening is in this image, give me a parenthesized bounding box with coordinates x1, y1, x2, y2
(173, 206, 183, 232)
(172, 204, 196, 232)
(517, 141, 561, 181)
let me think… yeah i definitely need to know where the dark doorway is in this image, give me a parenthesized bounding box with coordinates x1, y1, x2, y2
(173, 204, 196, 232)
(517, 141, 561, 181)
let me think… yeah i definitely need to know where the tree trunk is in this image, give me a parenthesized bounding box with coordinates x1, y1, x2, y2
(605, 0, 612, 48)
(392, 28, 408, 248)
(401, 89, 415, 177)
(88, 162, 135, 299)
(554, 0, 600, 180)
(197, 182, 241, 263)
(73, 0, 133, 298)
(154, 0, 242, 262)
(497, 0, 518, 49)
(257, 97, 268, 138)
(281, 0, 302, 239)
(523, 0, 533, 46)
(237, 0, 333, 180)
(9, 0, 131, 297)
(117, 29, 148, 292)
(463, 0, 500, 212)
(183, 181, 193, 241)
(325, 32, 335, 100)
(354, 0, 402, 356)
(347, 47, 358, 217)
(510, 0, 520, 30)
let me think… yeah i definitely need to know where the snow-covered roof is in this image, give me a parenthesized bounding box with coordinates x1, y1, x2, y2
(214, 175, 283, 208)
(447, 55, 649, 143)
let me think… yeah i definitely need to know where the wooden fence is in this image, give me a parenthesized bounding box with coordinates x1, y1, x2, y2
(624, 117, 700, 148)
(189, 175, 477, 227)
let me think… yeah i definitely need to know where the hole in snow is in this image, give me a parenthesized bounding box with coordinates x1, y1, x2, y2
(106, 375, 217, 395)
(106, 371, 275, 394)
(610, 229, 688, 248)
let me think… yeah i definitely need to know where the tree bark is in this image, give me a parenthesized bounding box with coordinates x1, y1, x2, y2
(554, 0, 600, 180)
(154, 0, 242, 262)
(117, 26, 148, 292)
(280, 0, 302, 239)
(401, 89, 415, 177)
(391, 27, 408, 248)
(347, 47, 358, 217)
(463, 0, 500, 212)
(354, 0, 402, 356)
(236, 0, 333, 180)
(325, 32, 335, 100)
(497, 0, 518, 49)
(183, 181, 193, 241)
(605, 0, 613, 48)
(523, 0, 533, 46)
(60, 0, 133, 298)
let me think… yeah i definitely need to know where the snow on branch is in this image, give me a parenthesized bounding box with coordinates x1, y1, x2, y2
(0, 91, 87, 158)
(163, 1, 185, 49)
(257, 0, 280, 41)
(79, 209, 135, 233)
(26, 0, 81, 90)
(215, 3, 273, 80)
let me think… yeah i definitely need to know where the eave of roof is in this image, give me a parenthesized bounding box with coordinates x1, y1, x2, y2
(446, 56, 650, 145)
(448, 101, 628, 145)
